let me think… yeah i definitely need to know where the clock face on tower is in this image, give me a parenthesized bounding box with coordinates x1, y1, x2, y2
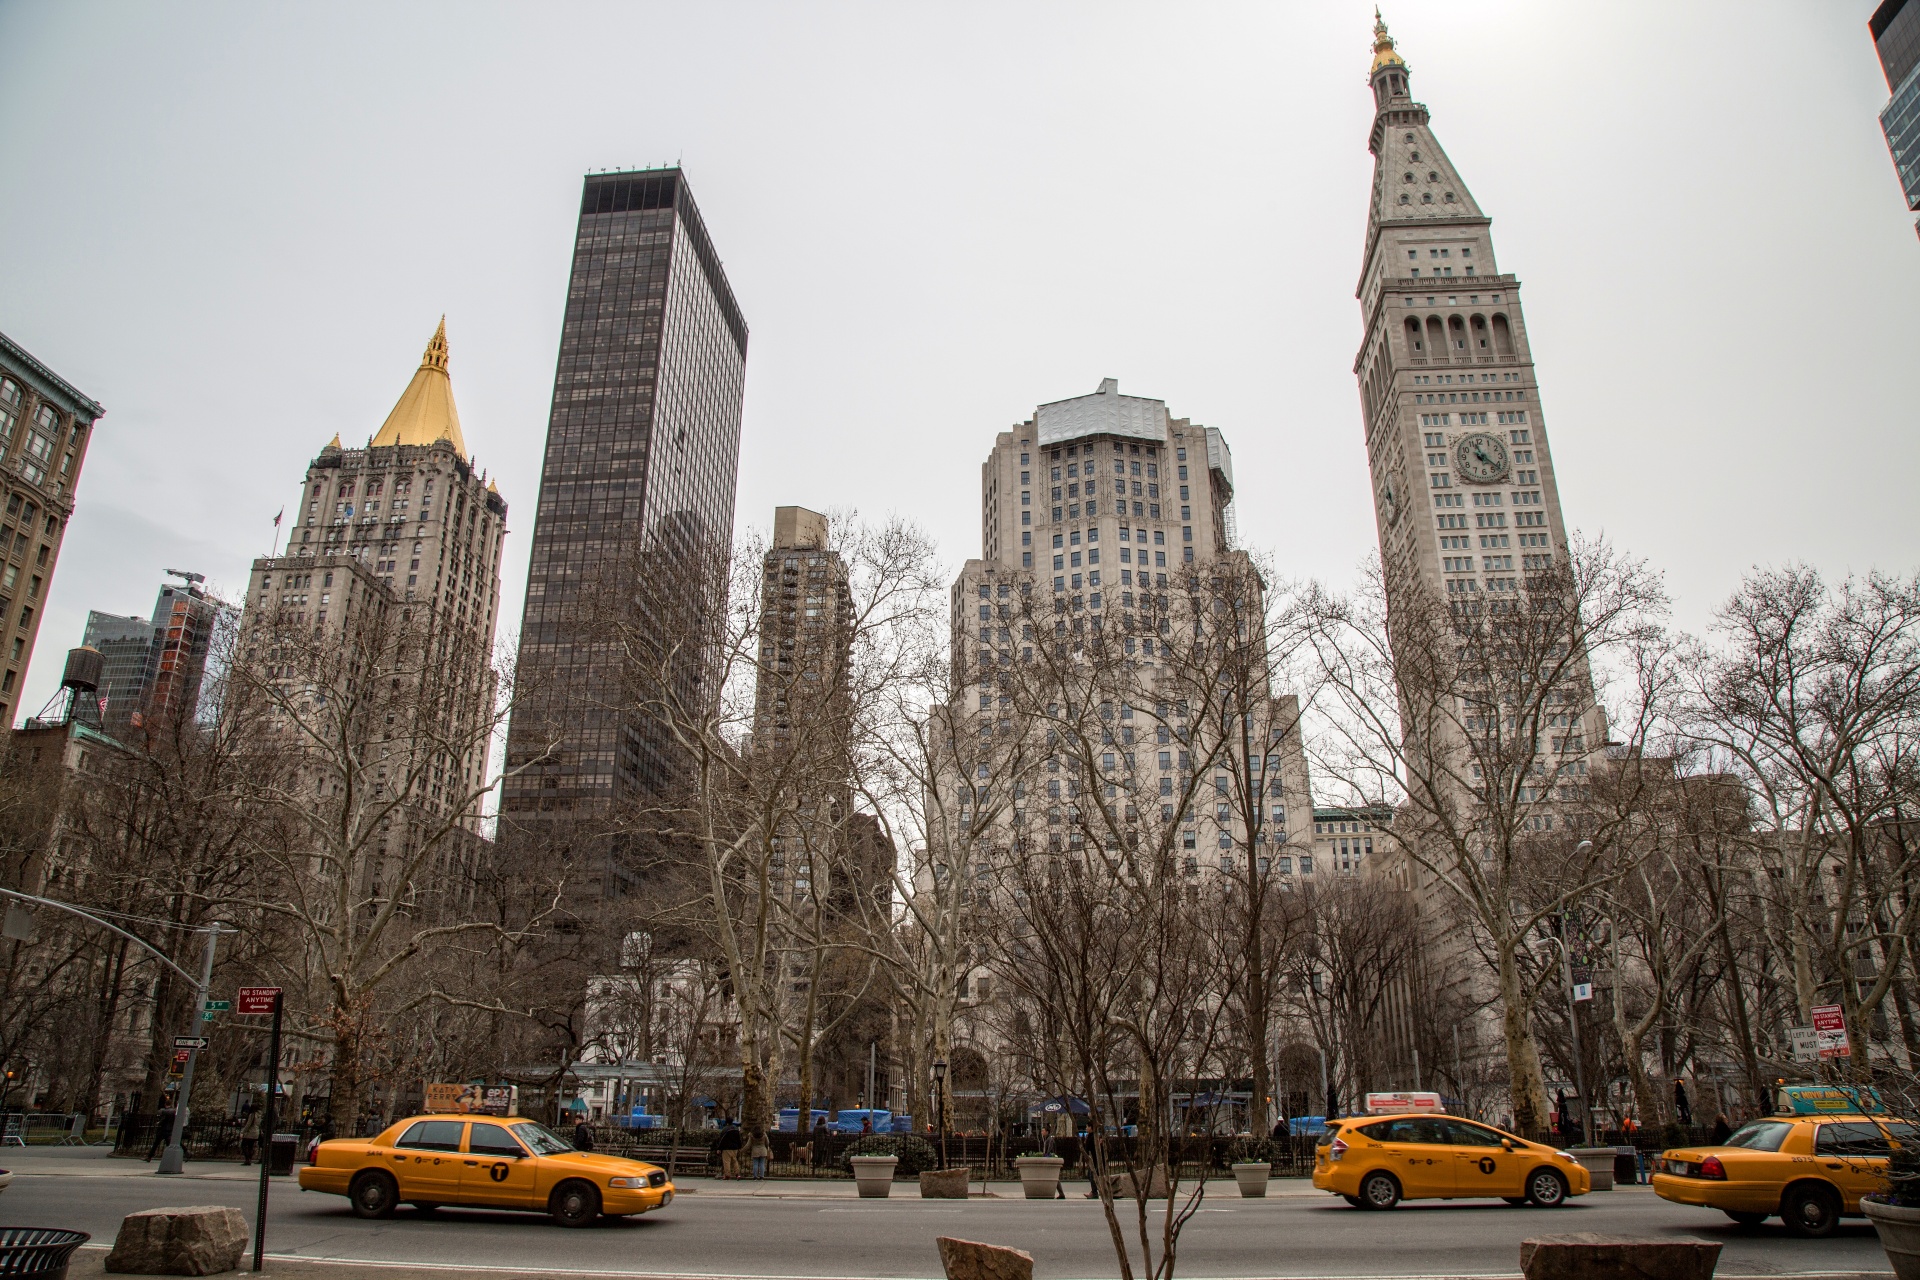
(1453, 431, 1511, 484)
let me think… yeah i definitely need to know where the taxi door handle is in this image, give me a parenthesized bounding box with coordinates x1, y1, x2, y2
(465, 1160, 479, 1166)
(1827, 1162, 1843, 1169)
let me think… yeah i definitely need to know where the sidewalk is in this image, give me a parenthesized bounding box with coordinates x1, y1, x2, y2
(0, 1145, 261, 1180)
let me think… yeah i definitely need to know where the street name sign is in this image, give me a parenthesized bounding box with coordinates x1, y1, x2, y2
(204, 999, 231, 1013)
(236, 987, 281, 1015)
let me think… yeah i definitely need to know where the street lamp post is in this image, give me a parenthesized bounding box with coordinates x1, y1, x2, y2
(931, 1057, 948, 1170)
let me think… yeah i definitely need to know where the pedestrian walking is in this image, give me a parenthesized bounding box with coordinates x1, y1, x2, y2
(145, 1105, 177, 1162)
(861, 1114, 873, 1135)
(748, 1129, 771, 1181)
(1709, 1114, 1732, 1144)
(240, 1106, 262, 1166)
(718, 1118, 744, 1178)
(1673, 1079, 1692, 1126)
(811, 1115, 829, 1168)
(573, 1116, 596, 1152)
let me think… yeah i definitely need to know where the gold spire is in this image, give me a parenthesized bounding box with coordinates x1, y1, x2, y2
(325, 433, 342, 450)
(371, 317, 466, 456)
(1371, 8, 1406, 74)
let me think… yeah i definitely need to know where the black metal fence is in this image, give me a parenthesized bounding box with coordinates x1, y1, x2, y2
(112, 1115, 330, 1163)
(576, 1126, 1329, 1180)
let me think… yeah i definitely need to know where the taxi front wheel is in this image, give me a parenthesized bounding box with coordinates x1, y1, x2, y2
(550, 1180, 602, 1228)
(1781, 1182, 1840, 1239)
(348, 1171, 398, 1220)
(1525, 1168, 1569, 1208)
(1357, 1171, 1401, 1210)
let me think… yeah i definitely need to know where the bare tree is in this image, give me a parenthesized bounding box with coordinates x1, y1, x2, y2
(1288, 539, 1674, 1131)
(1687, 567, 1920, 1082)
(229, 558, 544, 1133)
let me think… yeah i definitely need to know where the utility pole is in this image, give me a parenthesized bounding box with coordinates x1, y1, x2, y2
(158, 924, 225, 1175)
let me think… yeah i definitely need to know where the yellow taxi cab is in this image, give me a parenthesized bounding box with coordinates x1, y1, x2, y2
(1653, 1089, 1911, 1238)
(1312, 1100, 1591, 1210)
(299, 1113, 674, 1227)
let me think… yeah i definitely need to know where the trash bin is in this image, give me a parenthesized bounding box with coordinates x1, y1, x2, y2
(0, 1227, 91, 1279)
(1613, 1147, 1639, 1185)
(267, 1132, 298, 1177)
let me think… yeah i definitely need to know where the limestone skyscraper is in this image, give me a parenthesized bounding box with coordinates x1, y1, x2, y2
(1353, 15, 1577, 647)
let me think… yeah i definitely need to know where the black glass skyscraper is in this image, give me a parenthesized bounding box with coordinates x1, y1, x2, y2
(503, 169, 747, 885)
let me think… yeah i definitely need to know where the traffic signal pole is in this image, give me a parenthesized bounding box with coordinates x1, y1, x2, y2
(158, 925, 223, 1175)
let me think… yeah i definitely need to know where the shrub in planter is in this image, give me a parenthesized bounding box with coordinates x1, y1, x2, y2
(1228, 1138, 1277, 1168)
(1885, 1140, 1920, 1208)
(842, 1135, 939, 1176)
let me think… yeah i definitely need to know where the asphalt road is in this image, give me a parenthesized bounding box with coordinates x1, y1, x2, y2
(0, 1175, 1890, 1279)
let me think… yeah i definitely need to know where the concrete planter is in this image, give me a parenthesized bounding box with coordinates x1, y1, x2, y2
(851, 1155, 898, 1198)
(1864, 1197, 1920, 1280)
(1231, 1162, 1271, 1198)
(921, 1167, 972, 1198)
(1014, 1156, 1065, 1199)
(1566, 1148, 1616, 1191)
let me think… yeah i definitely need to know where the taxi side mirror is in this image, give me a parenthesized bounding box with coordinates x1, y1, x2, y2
(1501, 1138, 1516, 1150)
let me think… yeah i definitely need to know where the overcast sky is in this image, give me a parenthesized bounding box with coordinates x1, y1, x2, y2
(2, 0, 1914, 725)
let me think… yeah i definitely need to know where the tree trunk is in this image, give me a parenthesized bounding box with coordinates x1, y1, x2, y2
(1498, 947, 1550, 1134)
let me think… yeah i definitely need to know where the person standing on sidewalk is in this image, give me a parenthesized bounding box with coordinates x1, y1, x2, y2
(240, 1105, 261, 1166)
(145, 1105, 177, 1162)
(748, 1129, 771, 1181)
(573, 1116, 596, 1153)
(717, 1118, 743, 1178)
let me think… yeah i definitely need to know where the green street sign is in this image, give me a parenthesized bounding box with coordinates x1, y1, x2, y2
(204, 999, 232, 1012)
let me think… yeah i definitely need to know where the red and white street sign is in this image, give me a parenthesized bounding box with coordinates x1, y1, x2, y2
(1812, 1004, 1851, 1058)
(235, 987, 282, 1016)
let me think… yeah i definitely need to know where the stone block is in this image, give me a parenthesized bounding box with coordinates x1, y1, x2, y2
(921, 1167, 972, 1198)
(1520, 1233, 1722, 1280)
(938, 1236, 1034, 1280)
(105, 1205, 249, 1276)
(1095, 1166, 1170, 1199)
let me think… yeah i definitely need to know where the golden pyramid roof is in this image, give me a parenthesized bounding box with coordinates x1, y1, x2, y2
(1371, 8, 1405, 73)
(371, 317, 466, 456)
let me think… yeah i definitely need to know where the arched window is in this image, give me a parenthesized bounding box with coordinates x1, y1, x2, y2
(1403, 172, 1414, 183)
(1447, 315, 1468, 356)
(1422, 191, 1433, 203)
(1425, 316, 1446, 358)
(1444, 192, 1456, 203)
(1399, 193, 1411, 205)
(1492, 313, 1516, 358)
(1471, 314, 1490, 352)
(1404, 317, 1424, 357)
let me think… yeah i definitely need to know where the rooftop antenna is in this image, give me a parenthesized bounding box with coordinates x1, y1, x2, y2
(165, 569, 207, 586)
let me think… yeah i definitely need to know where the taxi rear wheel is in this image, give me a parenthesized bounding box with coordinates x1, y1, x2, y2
(1357, 1171, 1401, 1210)
(1781, 1182, 1841, 1238)
(1525, 1168, 1569, 1208)
(348, 1171, 398, 1219)
(550, 1179, 601, 1228)
(1341, 1195, 1363, 1208)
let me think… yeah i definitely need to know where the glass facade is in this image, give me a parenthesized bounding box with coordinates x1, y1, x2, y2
(1883, 68, 1920, 211)
(502, 169, 747, 865)
(1875, 0, 1920, 218)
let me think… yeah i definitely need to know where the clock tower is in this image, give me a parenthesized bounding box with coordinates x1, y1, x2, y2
(1352, 12, 1570, 617)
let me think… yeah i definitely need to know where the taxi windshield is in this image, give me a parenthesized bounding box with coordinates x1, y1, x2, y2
(1723, 1120, 1794, 1151)
(510, 1122, 576, 1156)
